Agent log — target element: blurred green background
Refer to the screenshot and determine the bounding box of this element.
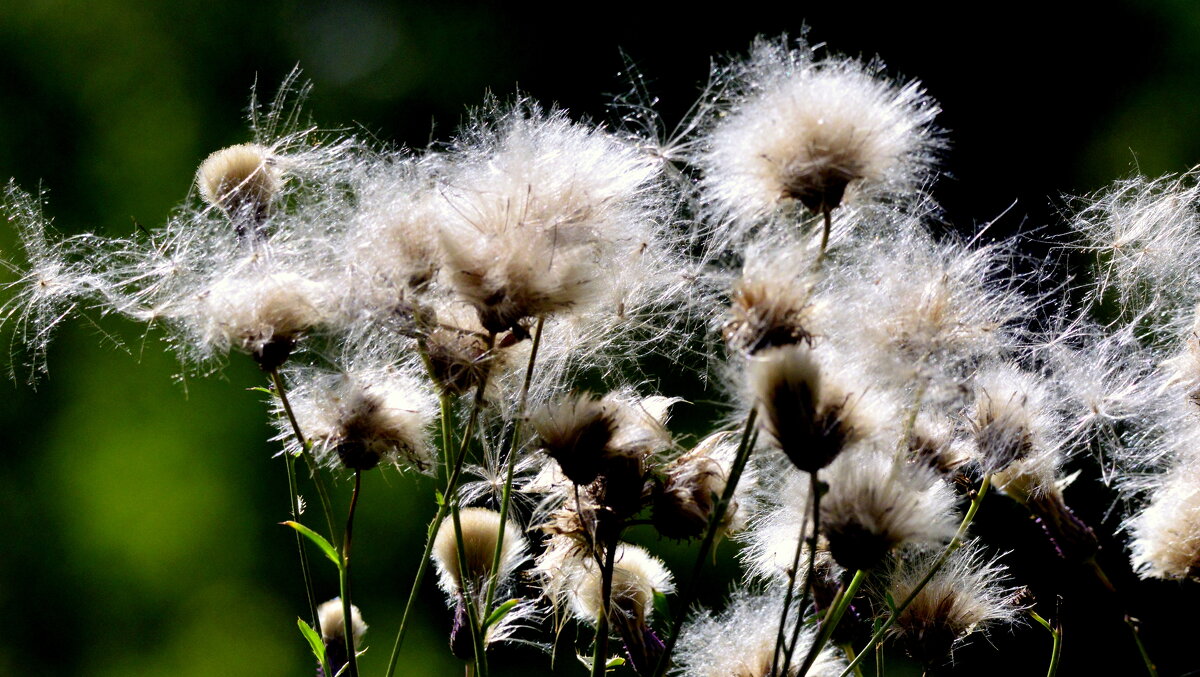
[3,2,1200,676]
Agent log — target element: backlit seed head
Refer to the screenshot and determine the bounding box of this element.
[196,143,282,237]
[749,344,859,473]
[431,507,528,602]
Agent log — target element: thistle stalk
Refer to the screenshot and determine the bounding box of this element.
[340,470,363,677]
[483,315,545,616]
[837,474,992,677]
[653,409,759,677]
[271,368,337,544]
[383,333,496,677]
[591,537,619,677]
[452,501,489,677]
[780,472,828,676]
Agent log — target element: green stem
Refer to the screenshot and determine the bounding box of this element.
[1031,612,1062,677]
[452,501,489,677]
[339,470,362,677]
[837,475,992,677]
[382,334,496,677]
[838,643,864,677]
[483,316,544,616]
[1125,614,1156,677]
[793,568,867,676]
[284,448,332,677]
[271,368,337,545]
[652,409,759,677]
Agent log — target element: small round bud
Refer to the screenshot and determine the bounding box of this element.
[196,143,282,237]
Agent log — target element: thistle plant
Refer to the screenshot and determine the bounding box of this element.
[7,27,1200,677]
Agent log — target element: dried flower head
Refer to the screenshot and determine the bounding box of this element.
[749,344,862,473]
[283,364,436,472]
[698,36,940,228]
[820,449,958,571]
[970,365,1056,475]
[885,544,1021,667]
[436,104,665,336]
[196,143,282,239]
[317,597,366,677]
[723,242,816,354]
[531,393,620,486]
[1130,461,1200,580]
[673,589,847,677]
[652,430,755,540]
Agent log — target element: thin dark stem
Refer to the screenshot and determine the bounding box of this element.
[484,315,544,616]
[383,334,496,677]
[271,368,337,544]
[1087,559,1158,677]
[591,539,618,677]
[339,470,362,677]
[771,476,814,676]
[284,450,319,626]
[781,471,823,674]
[653,409,759,677]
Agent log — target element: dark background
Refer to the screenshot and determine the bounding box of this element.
[2,2,1198,675]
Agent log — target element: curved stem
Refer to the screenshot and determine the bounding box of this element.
[339,470,362,677]
[483,315,544,616]
[838,474,992,677]
[271,368,337,544]
[653,409,759,677]
[383,334,496,677]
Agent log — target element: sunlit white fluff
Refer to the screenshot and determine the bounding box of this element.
[673,588,846,677]
[280,360,436,472]
[819,448,958,571]
[969,364,1062,475]
[1129,457,1200,580]
[884,543,1021,666]
[696,35,940,239]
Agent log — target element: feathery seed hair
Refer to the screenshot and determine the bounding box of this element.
[697,35,941,238]
[885,544,1021,667]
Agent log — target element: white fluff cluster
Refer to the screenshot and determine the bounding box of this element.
[697,35,940,242]
[673,589,846,677]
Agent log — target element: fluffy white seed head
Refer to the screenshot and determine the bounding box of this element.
[970,365,1058,475]
[748,344,865,473]
[698,36,940,232]
[196,143,283,217]
[567,542,674,628]
[317,598,367,648]
[885,544,1021,666]
[284,364,436,472]
[435,104,666,337]
[673,589,846,677]
[820,448,958,571]
[723,240,817,354]
[1130,460,1200,580]
[432,507,529,602]
[197,267,332,368]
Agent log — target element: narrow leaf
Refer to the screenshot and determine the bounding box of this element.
[282,521,341,569]
[297,618,326,664]
[248,386,275,396]
[652,589,673,631]
[483,599,519,630]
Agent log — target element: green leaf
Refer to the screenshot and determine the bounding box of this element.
[652,589,673,631]
[297,618,326,665]
[605,657,626,668]
[247,386,275,396]
[483,599,519,630]
[282,521,341,569]
[884,591,897,614]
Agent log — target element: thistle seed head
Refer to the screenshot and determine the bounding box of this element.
[196,143,282,238]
